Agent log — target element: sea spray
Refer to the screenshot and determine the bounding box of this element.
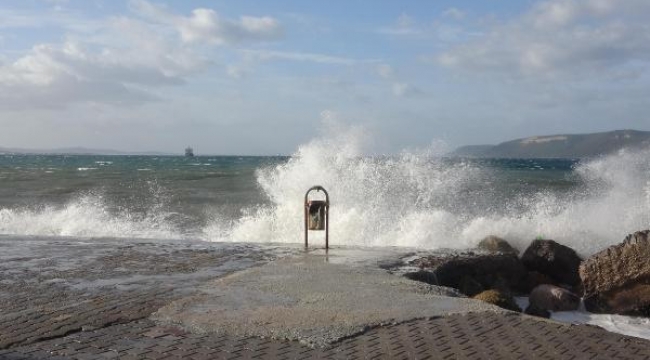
[203,121,482,248]
[206,126,650,255]
[0,190,181,239]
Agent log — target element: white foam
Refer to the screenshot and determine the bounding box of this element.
[204,122,650,255]
[516,297,650,340]
[552,311,650,340]
[0,193,180,239]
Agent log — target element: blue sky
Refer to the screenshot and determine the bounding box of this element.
[1,0,649,154]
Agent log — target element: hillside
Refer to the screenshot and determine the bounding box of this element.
[452,130,650,158]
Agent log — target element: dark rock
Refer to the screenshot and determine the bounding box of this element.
[521,239,582,286]
[528,284,580,312]
[458,276,484,297]
[473,290,521,312]
[407,253,526,296]
[516,271,558,294]
[583,283,650,316]
[477,235,519,255]
[524,304,551,318]
[580,230,650,315]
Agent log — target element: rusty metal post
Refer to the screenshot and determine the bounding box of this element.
[304,186,329,249]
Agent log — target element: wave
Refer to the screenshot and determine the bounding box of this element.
[1,122,648,255]
[205,123,650,256]
[0,188,181,240]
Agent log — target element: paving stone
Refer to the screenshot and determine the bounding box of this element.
[11,314,650,359]
[3,238,650,359]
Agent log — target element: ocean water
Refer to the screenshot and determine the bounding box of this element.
[1,127,650,255]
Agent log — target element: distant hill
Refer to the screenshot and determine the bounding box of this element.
[452,130,650,158]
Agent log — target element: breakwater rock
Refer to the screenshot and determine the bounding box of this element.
[404,252,526,297]
[521,239,582,287]
[580,230,650,315]
[528,284,580,312]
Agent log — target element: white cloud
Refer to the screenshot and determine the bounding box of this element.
[226,65,249,79]
[396,13,415,28]
[376,64,394,79]
[0,1,285,110]
[240,49,377,66]
[0,24,198,109]
[374,64,423,97]
[129,0,283,45]
[42,0,69,11]
[442,8,466,21]
[392,82,423,97]
[437,0,650,80]
[378,13,421,36]
[0,38,188,109]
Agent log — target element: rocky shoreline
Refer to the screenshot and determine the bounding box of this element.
[389,230,650,319]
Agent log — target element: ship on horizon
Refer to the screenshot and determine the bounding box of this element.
[185,147,194,157]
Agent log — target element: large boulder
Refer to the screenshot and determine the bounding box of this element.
[521,239,582,286]
[473,290,521,312]
[528,284,580,312]
[458,275,485,297]
[477,235,519,255]
[405,253,526,295]
[516,271,558,294]
[580,230,650,315]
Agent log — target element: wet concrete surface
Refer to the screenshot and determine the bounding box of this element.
[0,235,297,350]
[2,236,650,359]
[153,248,502,347]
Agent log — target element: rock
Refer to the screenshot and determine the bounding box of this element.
[516,271,558,294]
[473,290,521,312]
[528,284,580,312]
[524,304,551,318]
[580,230,650,315]
[406,253,526,295]
[458,275,484,297]
[477,235,519,255]
[521,239,582,286]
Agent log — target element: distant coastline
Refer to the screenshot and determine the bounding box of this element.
[0,146,173,156]
[451,129,650,159]
[4,129,650,158]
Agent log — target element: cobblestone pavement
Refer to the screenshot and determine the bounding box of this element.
[2,312,650,359]
[2,237,650,359]
[0,236,294,351]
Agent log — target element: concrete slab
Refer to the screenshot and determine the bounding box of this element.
[152,248,505,347]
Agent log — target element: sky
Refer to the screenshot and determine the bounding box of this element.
[1,0,650,155]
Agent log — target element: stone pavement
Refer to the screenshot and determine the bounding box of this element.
[3,313,650,359]
[1,236,650,359]
[0,236,292,351]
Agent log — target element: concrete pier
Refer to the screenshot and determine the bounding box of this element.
[1,236,649,359]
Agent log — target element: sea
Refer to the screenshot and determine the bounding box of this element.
[2,129,650,338]
[1,134,649,254]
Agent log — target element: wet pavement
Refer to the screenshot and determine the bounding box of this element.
[0,236,293,350]
[1,236,650,359]
[152,249,502,347]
